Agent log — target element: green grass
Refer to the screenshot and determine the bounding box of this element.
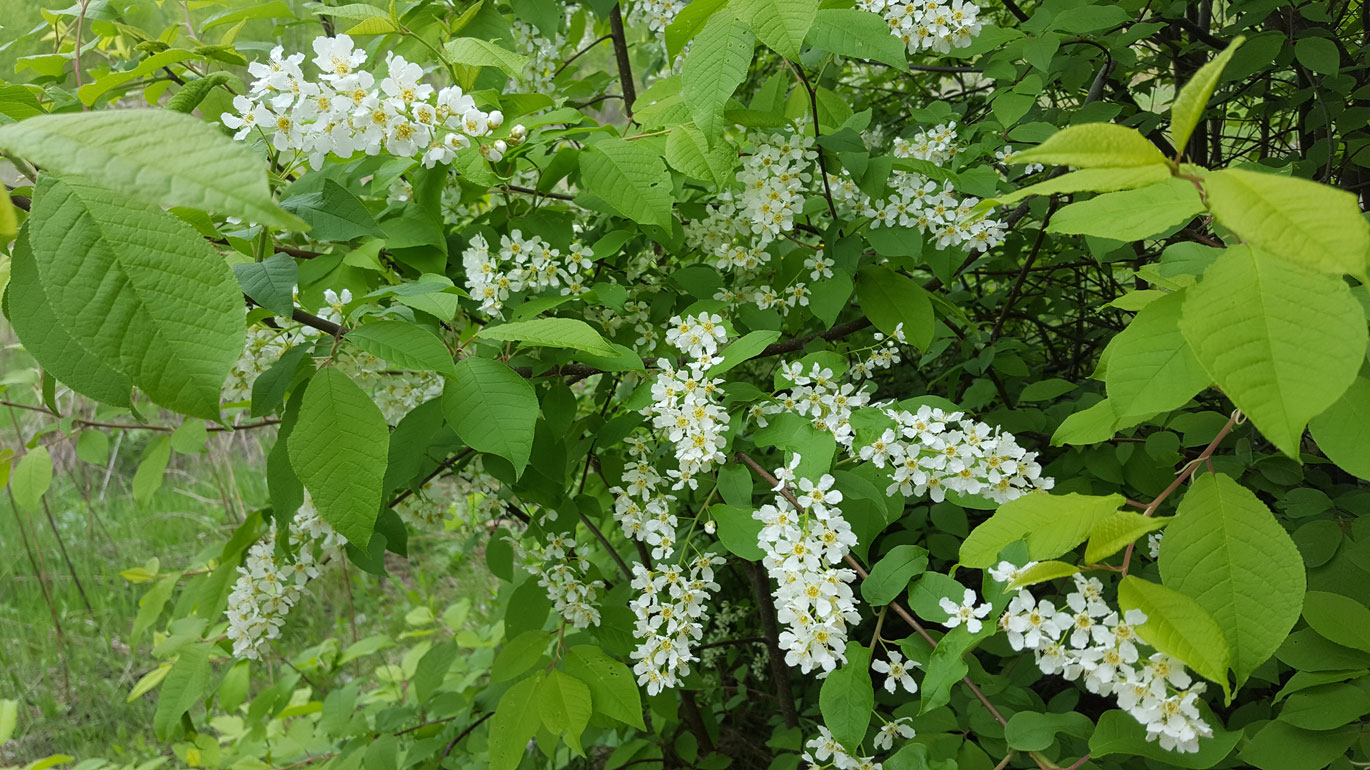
[0,336,497,765]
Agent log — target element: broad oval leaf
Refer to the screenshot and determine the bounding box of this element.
[234,252,298,317]
[960,492,1125,568]
[1179,246,1367,457]
[1301,591,1370,653]
[539,670,592,754]
[1013,123,1167,168]
[1048,178,1203,241]
[441,357,538,476]
[1161,473,1304,688]
[1117,575,1232,699]
[1310,376,1370,481]
[806,8,908,70]
[861,544,929,606]
[855,265,934,350]
[475,317,618,357]
[1084,510,1172,564]
[733,0,816,60]
[443,38,529,78]
[346,320,458,376]
[10,445,53,511]
[564,645,645,730]
[488,674,543,770]
[579,139,674,229]
[682,13,755,137]
[0,111,300,228]
[819,643,872,752]
[287,368,390,546]
[1104,289,1210,419]
[1170,37,1245,154]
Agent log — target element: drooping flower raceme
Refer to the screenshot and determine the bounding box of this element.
[225,34,521,170]
[460,230,596,317]
[225,493,346,660]
[643,314,732,491]
[854,0,986,55]
[996,571,1214,753]
[628,553,725,695]
[512,533,604,629]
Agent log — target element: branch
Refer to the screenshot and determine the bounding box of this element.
[554,34,611,78]
[388,448,475,508]
[608,4,637,120]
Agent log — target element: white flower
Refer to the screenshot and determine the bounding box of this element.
[873,718,916,751]
[939,588,992,633]
[871,651,920,694]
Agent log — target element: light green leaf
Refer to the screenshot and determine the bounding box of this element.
[1302,591,1370,653]
[579,139,674,229]
[565,646,645,730]
[1310,376,1370,481]
[0,186,16,243]
[855,264,934,350]
[0,111,300,228]
[539,670,592,755]
[1048,178,1203,241]
[919,626,977,714]
[443,38,529,77]
[709,330,782,376]
[682,13,755,137]
[10,445,52,511]
[1104,290,1210,419]
[28,177,243,419]
[1050,399,1121,446]
[153,642,212,741]
[281,179,383,242]
[732,0,816,60]
[1014,123,1167,168]
[819,643,872,752]
[0,699,18,745]
[988,165,1172,208]
[1118,576,1231,699]
[77,49,201,106]
[346,320,458,376]
[234,252,298,317]
[1161,473,1304,689]
[806,8,908,70]
[1003,711,1094,752]
[960,492,1125,568]
[1007,560,1080,589]
[1084,510,1172,564]
[132,436,172,505]
[1179,246,1367,457]
[287,368,390,546]
[1203,167,1370,276]
[665,125,735,186]
[6,227,133,408]
[489,675,543,770]
[492,630,550,682]
[1090,709,1241,768]
[476,317,618,357]
[861,545,928,606]
[665,0,727,60]
[1171,37,1244,154]
[125,662,173,702]
[441,357,538,476]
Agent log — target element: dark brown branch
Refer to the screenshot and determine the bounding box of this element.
[389,448,475,508]
[608,4,637,119]
[554,34,611,78]
[743,560,799,728]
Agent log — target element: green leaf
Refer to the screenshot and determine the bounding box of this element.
[806,9,908,70]
[492,630,550,682]
[712,503,765,561]
[441,357,538,476]
[166,73,236,114]
[414,641,460,703]
[1081,508,1169,564]
[579,139,674,229]
[1279,682,1370,730]
[539,670,592,755]
[0,187,16,243]
[1050,399,1121,447]
[489,675,543,770]
[1302,591,1370,653]
[855,265,934,350]
[1161,474,1304,689]
[1171,37,1244,154]
[1117,576,1231,699]
[442,38,529,77]
[564,645,645,730]
[1294,36,1339,76]
[665,125,735,186]
[476,317,618,357]
[1179,246,1367,457]
[709,330,781,376]
[1003,711,1093,752]
[960,492,1125,568]
[1013,123,1167,168]
[287,368,390,546]
[0,699,17,746]
[29,177,244,419]
[153,642,212,741]
[11,445,52,511]
[989,165,1172,208]
[0,111,300,228]
[234,252,298,317]
[682,13,755,137]
[665,0,727,60]
[280,180,383,242]
[1104,290,1209,419]
[1090,709,1240,769]
[5,229,133,407]
[1239,720,1358,770]
[346,320,458,376]
[1203,167,1370,276]
[77,49,204,106]
[819,643,872,752]
[732,0,816,60]
[918,626,976,714]
[132,436,172,505]
[1310,376,1370,481]
[1007,560,1080,589]
[1048,178,1203,241]
[861,545,928,606]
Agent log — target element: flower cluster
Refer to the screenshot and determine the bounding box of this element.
[854,0,985,55]
[804,724,904,770]
[514,533,604,628]
[628,553,725,695]
[223,322,299,404]
[512,19,565,93]
[896,122,961,166]
[394,478,457,529]
[460,231,596,316]
[224,34,520,170]
[998,570,1213,753]
[754,469,861,675]
[848,327,909,380]
[755,362,876,448]
[642,314,732,489]
[611,434,683,559]
[628,0,688,32]
[225,494,346,660]
[996,145,1045,175]
[738,133,818,245]
[856,404,1053,504]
